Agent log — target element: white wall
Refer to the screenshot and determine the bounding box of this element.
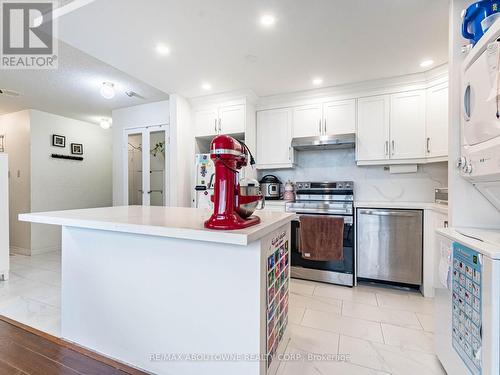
[258,149,448,203]
[0,111,31,253]
[112,100,170,205]
[29,110,113,254]
[169,94,193,207]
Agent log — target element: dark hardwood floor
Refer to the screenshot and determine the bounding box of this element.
[0,316,148,375]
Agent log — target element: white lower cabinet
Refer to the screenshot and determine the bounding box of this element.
[256,108,294,168]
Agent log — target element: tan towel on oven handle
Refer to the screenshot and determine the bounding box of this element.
[299,215,344,261]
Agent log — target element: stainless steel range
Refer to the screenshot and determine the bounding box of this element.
[285,181,354,287]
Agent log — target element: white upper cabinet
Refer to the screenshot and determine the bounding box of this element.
[218,104,245,134]
[257,108,294,168]
[389,90,426,160]
[357,95,390,161]
[194,108,218,137]
[323,99,356,135]
[292,104,322,138]
[194,104,245,137]
[426,83,449,158]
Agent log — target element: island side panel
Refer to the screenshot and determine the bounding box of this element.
[61,226,264,375]
[258,223,291,375]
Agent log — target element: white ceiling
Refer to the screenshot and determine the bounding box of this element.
[56,0,449,98]
[0,42,168,124]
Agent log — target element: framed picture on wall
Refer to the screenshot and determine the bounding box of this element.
[71,143,83,155]
[52,134,66,148]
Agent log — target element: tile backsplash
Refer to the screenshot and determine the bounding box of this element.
[257,149,447,203]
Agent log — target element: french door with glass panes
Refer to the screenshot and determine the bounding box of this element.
[124,125,168,206]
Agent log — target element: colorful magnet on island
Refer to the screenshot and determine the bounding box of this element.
[268,254,275,270]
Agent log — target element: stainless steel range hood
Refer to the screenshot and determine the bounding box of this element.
[291,133,355,151]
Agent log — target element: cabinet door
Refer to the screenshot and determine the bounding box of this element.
[257,109,293,166]
[219,104,245,134]
[323,99,356,135]
[357,95,390,161]
[426,83,448,158]
[390,90,426,159]
[194,108,218,137]
[292,104,322,138]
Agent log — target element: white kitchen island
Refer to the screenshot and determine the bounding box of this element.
[20,206,294,375]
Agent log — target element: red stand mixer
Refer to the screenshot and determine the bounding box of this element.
[204,135,263,230]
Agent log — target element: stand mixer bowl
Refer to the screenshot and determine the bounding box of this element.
[237,179,264,218]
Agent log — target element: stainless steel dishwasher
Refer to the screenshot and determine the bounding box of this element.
[356,208,423,286]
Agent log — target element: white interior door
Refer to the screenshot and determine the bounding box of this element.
[124,125,168,206]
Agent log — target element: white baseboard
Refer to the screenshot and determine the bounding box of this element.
[10,246,30,256]
[10,245,61,256]
[31,245,61,255]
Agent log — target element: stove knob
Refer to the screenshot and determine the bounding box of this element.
[297,183,303,189]
[337,183,343,189]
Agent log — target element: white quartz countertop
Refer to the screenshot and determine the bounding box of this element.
[355,201,448,214]
[19,206,294,246]
[437,227,500,260]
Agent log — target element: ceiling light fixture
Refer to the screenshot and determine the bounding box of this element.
[100,82,115,99]
[201,82,212,91]
[155,43,170,56]
[312,77,323,86]
[420,59,434,68]
[260,14,276,27]
[99,118,111,130]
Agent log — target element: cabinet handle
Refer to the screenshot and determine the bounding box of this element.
[218,118,222,133]
[318,119,322,134]
[214,119,217,133]
[288,146,291,161]
[391,140,395,155]
[426,137,431,154]
[324,119,327,134]
[384,141,389,156]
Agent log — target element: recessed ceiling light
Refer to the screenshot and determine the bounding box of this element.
[201,82,212,90]
[99,118,111,130]
[260,14,276,27]
[155,43,170,56]
[420,59,434,68]
[100,82,115,99]
[312,77,323,86]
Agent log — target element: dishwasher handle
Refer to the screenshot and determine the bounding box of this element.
[358,209,419,217]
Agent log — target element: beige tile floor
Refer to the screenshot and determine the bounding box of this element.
[1,252,447,374]
[276,278,447,375]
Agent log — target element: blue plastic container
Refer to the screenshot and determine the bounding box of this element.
[462,0,500,45]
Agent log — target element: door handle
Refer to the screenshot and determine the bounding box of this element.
[426,137,431,154]
[359,209,418,217]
